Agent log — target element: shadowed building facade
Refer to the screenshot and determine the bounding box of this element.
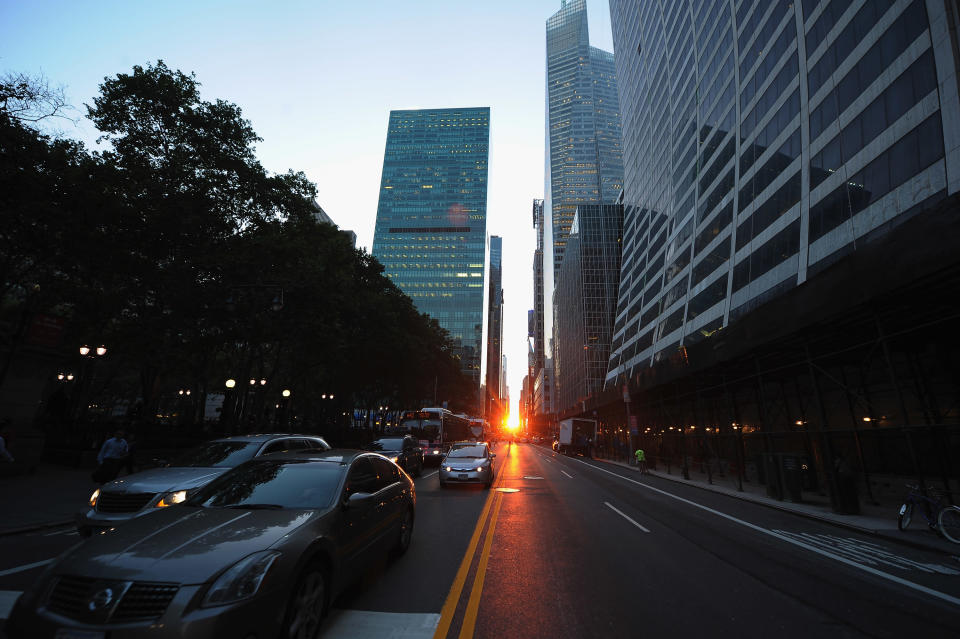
[372,107,490,385]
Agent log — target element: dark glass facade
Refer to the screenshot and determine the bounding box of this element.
[605,0,960,387]
[486,235,504,416]
[556,204,623,412]
[372,107,490,383]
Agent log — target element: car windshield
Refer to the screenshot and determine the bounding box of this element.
[170,441,259,468]
[190,459,343,509]
[366,439,404,452]
[447,445,487,458]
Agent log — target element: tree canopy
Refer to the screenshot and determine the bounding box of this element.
[0,61,478,437]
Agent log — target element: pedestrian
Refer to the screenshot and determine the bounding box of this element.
[0,420,14,463]
[92,429,128,484]
[634,447,647,474]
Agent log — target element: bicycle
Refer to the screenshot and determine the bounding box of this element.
[897,483,960,544]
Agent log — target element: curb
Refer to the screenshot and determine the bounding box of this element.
[0,519,75,538]
[593,458,957,557]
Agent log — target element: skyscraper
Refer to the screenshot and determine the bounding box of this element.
[372,107,490,385]
[485,235,504,421]
[605,0,960,386]
[530,199,546,390]
[546,0,624,283]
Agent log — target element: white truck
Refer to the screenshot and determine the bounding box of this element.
[557,418,597,456]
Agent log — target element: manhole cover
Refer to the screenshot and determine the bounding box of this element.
[496,488,520,493]
[523,476,544,480]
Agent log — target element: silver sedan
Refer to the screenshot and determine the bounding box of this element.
[8,450,414,639]
[438,443,496,488]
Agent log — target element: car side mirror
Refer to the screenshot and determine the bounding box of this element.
[343,491,372,509]
[490,453,496,459]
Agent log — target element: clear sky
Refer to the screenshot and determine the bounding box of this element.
[1,0,615,416]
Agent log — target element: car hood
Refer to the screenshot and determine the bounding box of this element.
[444,457,488,466]
[55,507,315,584]
[101,467,228,494]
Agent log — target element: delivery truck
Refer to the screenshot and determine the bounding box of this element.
[557,418,597,456]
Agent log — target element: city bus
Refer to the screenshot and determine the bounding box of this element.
[397,408,472,464]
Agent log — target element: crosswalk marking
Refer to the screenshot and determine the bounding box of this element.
[324,610,440,638]
[772,531,960,575]
[0,590,21,619]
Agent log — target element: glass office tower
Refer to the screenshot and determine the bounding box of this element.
[546,0,624,284]
[372,107,490,384]
[605,0,960,386]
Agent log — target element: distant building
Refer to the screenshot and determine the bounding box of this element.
[310,201,356,247]
[530,199,547,400]
[486,236,504,420]
[372,107,490,385]
[555,204,623,413]
[534,357,556,416]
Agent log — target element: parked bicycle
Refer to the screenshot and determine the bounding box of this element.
[897,483,960,543]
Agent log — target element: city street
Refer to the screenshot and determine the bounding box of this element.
[2,443,960,638]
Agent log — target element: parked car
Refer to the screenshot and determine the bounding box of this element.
[439,442,495,488]
[8,450,415,639]
[77,434,330,536]
[364,436,424,477]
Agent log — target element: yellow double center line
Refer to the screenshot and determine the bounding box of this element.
[433,465,507,639]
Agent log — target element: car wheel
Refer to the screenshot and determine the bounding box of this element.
[281,560,328,639]
[439,478,447,488]
[393,506,414,556]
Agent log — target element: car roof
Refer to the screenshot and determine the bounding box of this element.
[210,433,328,444]
[255,448,373,464]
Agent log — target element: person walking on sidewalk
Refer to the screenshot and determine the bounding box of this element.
[93,430,128,484]
[634,447,647,474]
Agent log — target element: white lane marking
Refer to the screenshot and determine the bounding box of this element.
[561,470,574,479]
[0,559,54,577]
[523,476,544,480]
[422,471,438,479]
[324,610,440,638]
[568,457,960,608]
[43,528,78,537]
[773,531,960,575]
[0,590,21,619]
[605,502,651,533]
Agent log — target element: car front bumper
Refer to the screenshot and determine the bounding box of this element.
[6,583,291,639]
[439,466,493,484]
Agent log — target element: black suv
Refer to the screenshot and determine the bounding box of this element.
[365,435,424,477]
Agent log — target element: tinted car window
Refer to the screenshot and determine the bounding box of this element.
[191,460,342,509]
[170,441,259,468]
[366,438,404,452]
[447,445,487,458]
[372,457,401,486]
[346,457,378,494]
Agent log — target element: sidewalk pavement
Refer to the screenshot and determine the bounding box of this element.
[0,464,99,535]
[595,456,960,556]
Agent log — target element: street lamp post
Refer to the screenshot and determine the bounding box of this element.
[74,344,107,430]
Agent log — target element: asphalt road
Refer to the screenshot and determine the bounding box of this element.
[2,443,960,638]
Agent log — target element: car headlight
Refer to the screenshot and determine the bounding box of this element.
[477,466,483,472]
[89,488,100,508]
[445,466,452,472]
[154,490,190,508]
[389,456,399,463]
[202,550,281,607]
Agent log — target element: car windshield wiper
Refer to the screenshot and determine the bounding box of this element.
[223,503,285,510]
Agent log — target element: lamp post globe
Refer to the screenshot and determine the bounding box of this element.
[79,345,90,356]
[225,379,236,389]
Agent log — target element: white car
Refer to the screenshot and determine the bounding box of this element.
[438,442,495,488]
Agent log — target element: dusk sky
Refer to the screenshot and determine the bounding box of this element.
[1,0,616,414]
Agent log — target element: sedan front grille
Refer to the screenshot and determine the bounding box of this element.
[96,492,155,513]
[47,576,178,623]
[113,583,180,620]
[46,575,97,619]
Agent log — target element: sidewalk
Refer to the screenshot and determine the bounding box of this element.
[596,456,960,556]
[0,464,99,535]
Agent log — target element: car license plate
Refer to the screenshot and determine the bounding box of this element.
[56,630,105,639]
[458,473,468,480]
